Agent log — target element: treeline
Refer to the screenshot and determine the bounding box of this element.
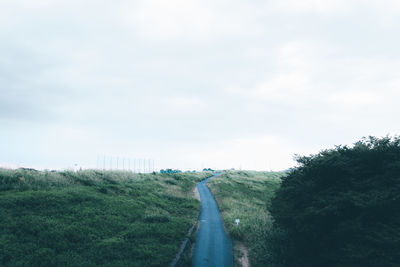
[268,136,400,267]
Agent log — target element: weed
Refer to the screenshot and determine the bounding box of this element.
[0,168,210,266]
[208,170,285,267]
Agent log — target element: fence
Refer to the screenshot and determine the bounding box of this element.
[96,155,155,173]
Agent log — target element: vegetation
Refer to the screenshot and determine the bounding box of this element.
[271,136,400,267]
[0,168,211,267]
[208,171,285,266]
[160,169,183,174]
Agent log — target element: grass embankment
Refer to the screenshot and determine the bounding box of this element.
[208,171,285,267]
[0,168,211,266]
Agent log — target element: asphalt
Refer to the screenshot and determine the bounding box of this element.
[193,172,233,267]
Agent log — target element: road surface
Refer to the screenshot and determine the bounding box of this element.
[193,172,233,267]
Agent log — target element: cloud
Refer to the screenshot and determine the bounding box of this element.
[272,0,350,15]
[328,91,381,107]
[170,135,317,171]
[225,41,315,103]
[119,0,262,41]
[1,0,400,170]
[125,0,217,40]
[162,96,208,113]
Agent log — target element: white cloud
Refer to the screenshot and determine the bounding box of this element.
[119,0,260,41]
[175,135,316,171]
[367,0,400,11]
[162,96,208,113]
[226,41,315,102]
[271,0,350,15]
[1,0,400,170]
[328,90,382,107]
[125,0,215,40]
[231,71,309,102]
[277,41,316,70]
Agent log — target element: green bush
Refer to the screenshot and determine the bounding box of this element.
[271,136,400,267]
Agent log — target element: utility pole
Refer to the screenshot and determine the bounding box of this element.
[103,155,105,170]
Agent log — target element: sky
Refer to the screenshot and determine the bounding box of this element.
[1,0,400,171]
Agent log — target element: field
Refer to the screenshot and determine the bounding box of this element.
[0,168,211,267]
[208,171,285,267]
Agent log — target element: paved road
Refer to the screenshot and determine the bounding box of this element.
[193,172,233,267]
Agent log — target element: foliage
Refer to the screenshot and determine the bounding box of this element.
[208,171,284,266]
[0,169,210,267]
[271,136,400,267]
[160,169,182,174]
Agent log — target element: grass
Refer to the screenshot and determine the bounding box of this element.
[208,170,285,267]
[0,168,211,267]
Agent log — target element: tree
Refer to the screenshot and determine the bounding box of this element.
[270,136,400,267]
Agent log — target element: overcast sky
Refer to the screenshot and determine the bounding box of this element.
[1,0,400,171]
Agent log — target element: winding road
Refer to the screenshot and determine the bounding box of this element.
[193,172,233,267]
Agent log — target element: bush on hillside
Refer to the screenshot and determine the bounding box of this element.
[270,136,400,267]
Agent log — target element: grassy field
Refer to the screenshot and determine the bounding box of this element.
[208,170,285,267]
[0,168,211,267]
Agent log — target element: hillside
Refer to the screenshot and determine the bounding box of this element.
[0,169,210,266]
[208,171,285,266]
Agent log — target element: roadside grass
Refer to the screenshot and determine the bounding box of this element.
[208,170,285,267]
[0,168,211,267]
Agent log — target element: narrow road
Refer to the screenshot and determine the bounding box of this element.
[193,172,233,267]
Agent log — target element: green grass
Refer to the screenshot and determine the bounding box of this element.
[0,168,211,267]
[208,170,285,267]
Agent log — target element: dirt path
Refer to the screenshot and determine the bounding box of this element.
[234,241,250,267]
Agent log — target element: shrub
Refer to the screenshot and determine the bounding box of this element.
[271,136,400,267]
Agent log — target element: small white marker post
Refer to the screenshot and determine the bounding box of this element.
[235,219,240,225]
